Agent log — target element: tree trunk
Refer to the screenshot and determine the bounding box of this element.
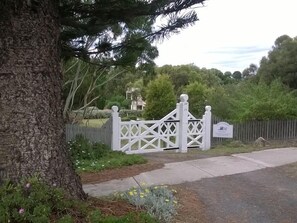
[0,1,86,199]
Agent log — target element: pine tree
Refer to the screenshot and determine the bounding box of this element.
[0,0,205,199]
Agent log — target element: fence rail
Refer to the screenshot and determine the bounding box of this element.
[212,117,297,145]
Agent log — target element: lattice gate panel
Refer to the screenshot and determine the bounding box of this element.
[119,109,180,154]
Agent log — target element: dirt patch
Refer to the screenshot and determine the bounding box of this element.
[172,185,210,223]
[80,161,164,184]
[89,197,142,217]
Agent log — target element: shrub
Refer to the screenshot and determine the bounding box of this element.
[68,134,111,161]
[105,101,121,110]
[119,110,143,118]
[0,177,85,223]
[120,185,177,223]
[144,75,176,120]
[0,177,158,223]
[72,109,143,119]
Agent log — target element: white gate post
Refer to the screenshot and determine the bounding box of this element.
[179,94,189,153]
[111,106,121,151]
[203,105,212,150]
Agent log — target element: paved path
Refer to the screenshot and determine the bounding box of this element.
[83,147,297,197]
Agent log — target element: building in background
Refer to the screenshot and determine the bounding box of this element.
[126,87,146,110]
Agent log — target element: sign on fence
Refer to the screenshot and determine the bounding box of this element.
[213,122,233,138]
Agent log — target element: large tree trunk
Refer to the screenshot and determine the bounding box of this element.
[0,1,86,199]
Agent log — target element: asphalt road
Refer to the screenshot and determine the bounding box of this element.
[181,163,297,223]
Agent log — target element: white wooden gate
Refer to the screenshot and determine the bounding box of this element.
[111,94,211,154]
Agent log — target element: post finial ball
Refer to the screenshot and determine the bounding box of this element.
[111,106,119,112]
[180,94,189,102]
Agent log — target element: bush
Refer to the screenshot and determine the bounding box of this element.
[105,101,121,110]
[120,109,143,118]
[73,109,112,119]
[144,75,176,120]
[72,109,143,119]
[0,177,84,223]
[120,185,177,223]
[68,135,111,161]
[0,177,158,223]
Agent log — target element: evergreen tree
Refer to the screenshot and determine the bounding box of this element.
[0,0,206,198]
[144,75,176,120]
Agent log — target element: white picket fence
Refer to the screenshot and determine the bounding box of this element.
[111,94,212,154]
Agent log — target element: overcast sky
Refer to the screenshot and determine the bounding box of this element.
[154,0,297,73]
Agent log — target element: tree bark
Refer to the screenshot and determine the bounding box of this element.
[0,1,86,199]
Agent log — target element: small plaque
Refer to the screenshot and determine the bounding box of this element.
[213,122,233,138]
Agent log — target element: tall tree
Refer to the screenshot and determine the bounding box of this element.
[242,63,258,79]
[257,35,297,89]
[0,1,85,199]
[0,0,206,199]
[232,71,242,81]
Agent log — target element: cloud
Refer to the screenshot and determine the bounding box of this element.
[154,0,297,72]
[206,46,270,55]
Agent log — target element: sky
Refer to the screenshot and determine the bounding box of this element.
[154,0,297,73]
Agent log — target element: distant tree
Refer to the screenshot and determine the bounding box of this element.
[232,71,242,81]
[144,75,176,119]
[184,82,211,117]
[257,35,297,89]
[207,86,234,120]
[222,71,235,84]
[242,63,258,78]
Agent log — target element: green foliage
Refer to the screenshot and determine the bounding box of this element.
[0,177,157,223]
[74,109,143,119]
[184,82,211,117]
[206,86,234,120]
[105,95,131,110]
[68,135,111,161]
[105,101,122,110]
[120,110,143,119]
[230,80,297,121]
[232,71,242,81]
[98,212,158,223]
[144,75,176,120]
[67,135,147,172]
[258,35,297,89]
[0,177,85,223]
[59,0,206,67]
[120,185,177,223]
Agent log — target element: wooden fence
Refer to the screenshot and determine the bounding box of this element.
[66,116,297,148]
[212,117,297,145]
[66,118,112,147]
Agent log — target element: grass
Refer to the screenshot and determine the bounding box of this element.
[81,119,108,128]
[195,142,263,156]
[68,135,147,173]
[75,152,147,172]
[195,139,297,156]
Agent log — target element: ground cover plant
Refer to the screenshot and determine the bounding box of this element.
[119,184,178,223]
[0,177,158,223]
[68,135,147,172]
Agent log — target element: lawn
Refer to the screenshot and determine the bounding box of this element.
[81,118,108,128]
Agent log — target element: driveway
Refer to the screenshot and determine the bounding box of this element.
[180,162,297,223]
